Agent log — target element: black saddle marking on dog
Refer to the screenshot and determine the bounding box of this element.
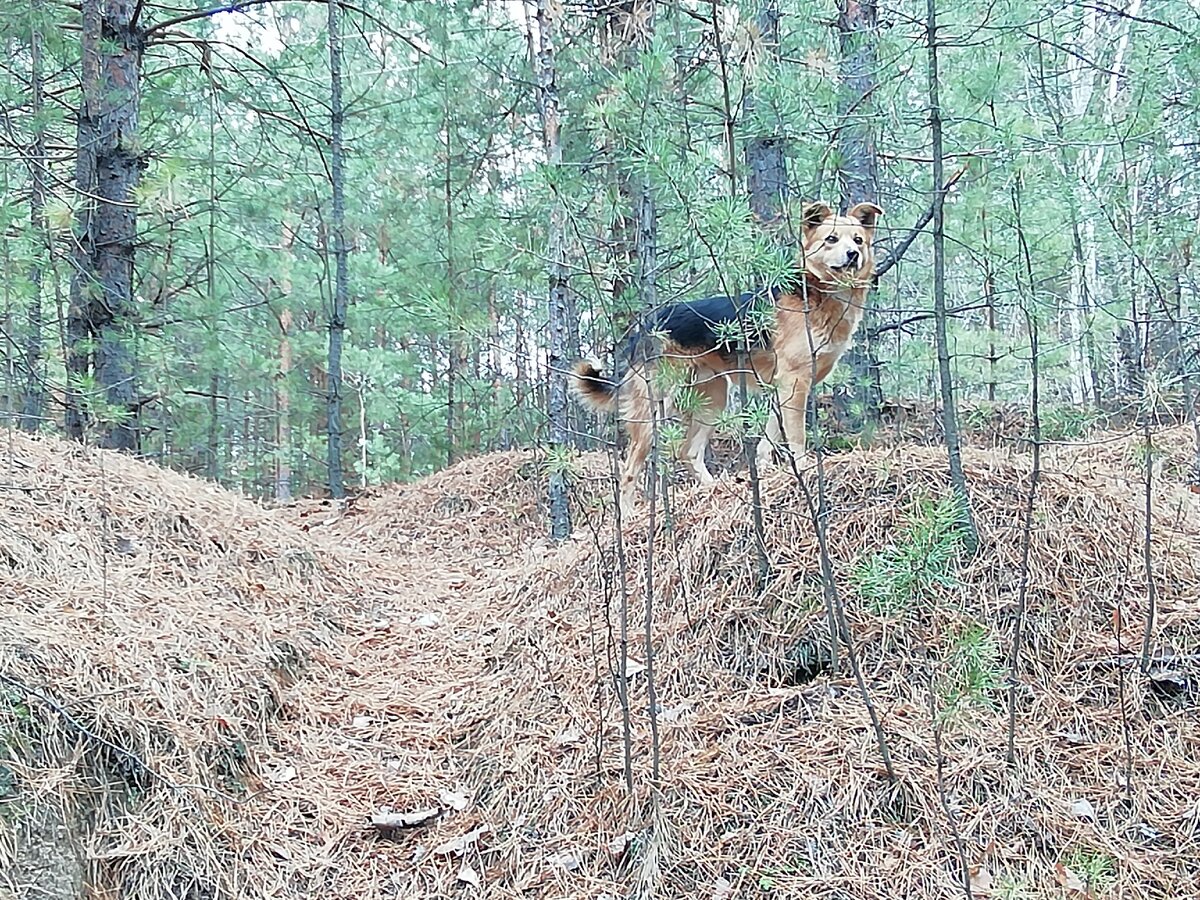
[615,287,780,373]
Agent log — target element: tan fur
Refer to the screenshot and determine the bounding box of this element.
[572,201,883,513]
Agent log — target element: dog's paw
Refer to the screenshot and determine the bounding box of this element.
[754,441,780,473]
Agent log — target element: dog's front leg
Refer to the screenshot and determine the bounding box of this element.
[756,405,784,471]
[775,372,811,468]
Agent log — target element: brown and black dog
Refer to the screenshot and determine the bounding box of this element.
[570,201,883,513]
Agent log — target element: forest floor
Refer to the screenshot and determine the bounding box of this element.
[2,417,1200,899]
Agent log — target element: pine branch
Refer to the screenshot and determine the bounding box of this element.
[873,164,968,282]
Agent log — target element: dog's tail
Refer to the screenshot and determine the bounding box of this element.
[569,360,619,411]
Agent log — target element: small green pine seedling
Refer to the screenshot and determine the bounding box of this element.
[851,495,965,615]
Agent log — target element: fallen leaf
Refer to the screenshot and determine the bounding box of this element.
[658,702,692,723]
[432,824,490,856]
[1069,798,1097,821]
[439,788,470,811]
[457,863,481,889]
[607,832,635,856]
[264,763,297,784]
[370,807,440,830]
[712,877,733,900]
[411,612,442,629]
[552,727,583,746]
[546,850,582,870]
[1054,862,1087,895]
[969,864,993,896]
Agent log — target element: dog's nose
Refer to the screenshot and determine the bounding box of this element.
[845,248,859,265]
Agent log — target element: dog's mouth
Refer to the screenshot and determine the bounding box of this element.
[830,260,860,273]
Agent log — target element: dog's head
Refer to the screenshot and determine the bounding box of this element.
[799,201,883,283]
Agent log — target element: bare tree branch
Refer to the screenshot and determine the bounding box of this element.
[873,163,968,282]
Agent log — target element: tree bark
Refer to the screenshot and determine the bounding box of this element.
[535,0,572,539]
[326,0,349,497]
[442,71,466,464]
[981,208,997,403]
[745,1,786,226]
[92,0,142,451]
[21,6,48,431]
[602,2,644,311]
[836,0,879,207]
[835,0,883,430]
[68,0,143,451]
[275,310,293,501]
[926,0,978,549]
[205,45,220,479]
[275,218,296,501]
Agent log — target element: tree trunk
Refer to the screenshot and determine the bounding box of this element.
[326,0,349,497]
[206,372,220,477]
[92,0,142,451]
[602,3,640,311]
[21,6,48,431]
[205,47,220,479]
[982,208,997,403]
[835,0,883,431]
[487,285,503,445]
[535,0,572,540]
[602,0,654,457]
[926,0,978,549]
[274,217,296,500]
[671,6,697,284]
[1063,0,1142,406]
[68,0,142,450]
[276,306,293,502]
[710,1,738,197]
[443,74,463,465]
[745,0,786,226]
[836,0,879,207]
[514,300,528,412]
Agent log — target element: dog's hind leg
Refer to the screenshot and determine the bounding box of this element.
[618,377,654,514]
[678,372,728,484]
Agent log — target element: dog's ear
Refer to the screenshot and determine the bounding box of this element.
[801,202,834,231]
[847,202,883,232]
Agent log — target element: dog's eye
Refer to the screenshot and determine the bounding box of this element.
[854,235,864,245]
[825,234,838,244]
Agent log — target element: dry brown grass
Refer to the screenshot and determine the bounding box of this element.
[2,426,1199,899]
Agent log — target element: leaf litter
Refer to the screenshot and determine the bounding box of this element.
[1,428,1199,898]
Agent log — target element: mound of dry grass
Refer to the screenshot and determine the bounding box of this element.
[404,440,1200,899]
[272,428,1199,899]
[0,431,386,899]
[3,427,1199,900]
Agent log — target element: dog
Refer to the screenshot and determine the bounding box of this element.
[570,201,882,513]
